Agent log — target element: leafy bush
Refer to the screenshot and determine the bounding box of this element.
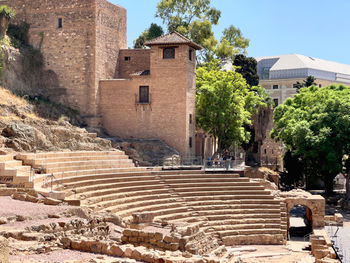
[0,5,15,19]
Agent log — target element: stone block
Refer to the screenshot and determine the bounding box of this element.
[109,244,124,257]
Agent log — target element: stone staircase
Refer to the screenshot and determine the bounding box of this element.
[0,154,33,188]
[15,151,146,190]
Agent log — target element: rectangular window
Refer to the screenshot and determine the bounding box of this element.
[262,67,270,79]
[124,56,130,61]
[139,86,149,103]
[189,137,192,148]
[273,84,279,89]
[163,47,175,59]
[189,114,192,124]
[189,49,193,61]
[58,18,63,28]
[273,98,279,107]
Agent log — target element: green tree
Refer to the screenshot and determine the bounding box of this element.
[196,60,267,152]
[272,85,350,194]
[294,76,317,92]
[0,5,15,38]
[134,23,164,48]
[233,54,259,87]
[155,0,248,61]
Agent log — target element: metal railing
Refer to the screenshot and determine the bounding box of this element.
[203,159,245,171]
[151,156,245,170]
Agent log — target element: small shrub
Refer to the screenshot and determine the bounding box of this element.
[0,5,15,20]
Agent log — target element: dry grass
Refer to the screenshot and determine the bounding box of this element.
[0,87,27,106]
[0,86,40,121]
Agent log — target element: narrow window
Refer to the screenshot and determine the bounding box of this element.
[189,137,193,148]
[272,149,274,154]
[163,47,175,59]
[58,18,63,28]
[319,84,322,88]
[273,98,279,107]
[189,49,193,61]
[273,84,279,89]
[189,114,192,124]
[139,86,149,103]
[124,56,131,61]
[264,149,267,154]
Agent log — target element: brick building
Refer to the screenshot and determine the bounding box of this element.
[100,32,201,157]
[3,0,201,157]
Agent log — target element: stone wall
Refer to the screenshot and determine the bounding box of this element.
[117,49,150,79]
[94,0,126,117]
[3,0,126,118]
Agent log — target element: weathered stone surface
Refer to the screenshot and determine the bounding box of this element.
[110,244,124,257]
[0,237,9,263]
[43,197,62,206]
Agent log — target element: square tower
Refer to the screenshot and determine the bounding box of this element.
[99,32,202,157]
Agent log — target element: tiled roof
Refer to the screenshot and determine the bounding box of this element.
[145,32,202,50]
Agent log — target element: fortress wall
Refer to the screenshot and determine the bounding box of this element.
[95,0,126,116]
[3,0,126,118]
[117,49,151,79]
[4,0,97,115]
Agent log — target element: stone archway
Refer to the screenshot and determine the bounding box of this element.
[284,195,325,229]
[288,204,313,238]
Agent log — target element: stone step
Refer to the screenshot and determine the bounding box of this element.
[118,206,189,219]
[72,179,163,194]
[102,197,180,213]
[155,211,281,222]
[83,189,171,206]
[204,223,282,232]
[165,181,262,187]
[176,191,273,197]
[17,151,125,161]
[33,167,152,184]
[222,234,284,245]
[44,163,135,174]
[190,208,281,217]
[159,174,242,180]
[182,196,280,204]
[204,218,282,226]
[0,160,23,169]
[0,155,15,162]
[218,228,281,237]
[92,193,174,211]
[73,185,169,200]
[187,203,281,211]
[27,154,130,166]
[205,213,281,221]
[37,159,134,170]
[56,175,157,190]
[170,185,265,191]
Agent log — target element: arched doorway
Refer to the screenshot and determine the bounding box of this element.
[288,204,313,240]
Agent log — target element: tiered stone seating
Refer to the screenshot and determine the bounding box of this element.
[17,151,287,245]
[154,172,285,245]
[0,154,33,188]
[15,151,143,190]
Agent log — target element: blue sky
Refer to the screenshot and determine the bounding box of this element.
[112,0,350,65]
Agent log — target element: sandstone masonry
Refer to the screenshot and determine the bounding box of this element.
[3,1,199,156]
